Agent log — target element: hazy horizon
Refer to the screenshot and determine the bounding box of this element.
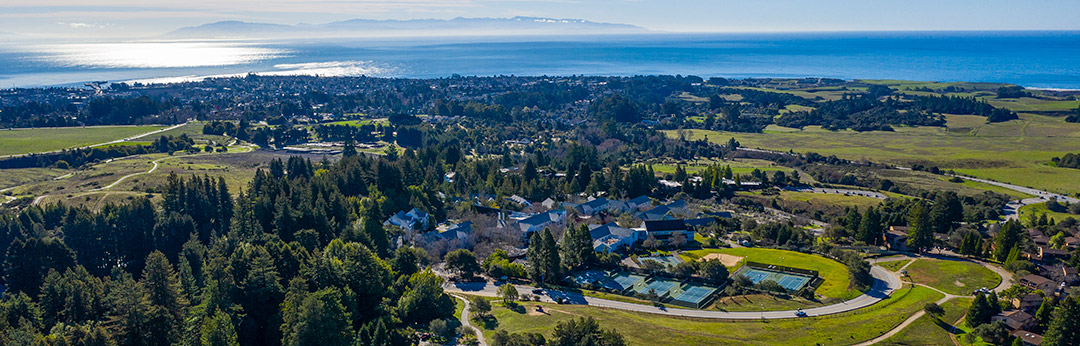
[4,0,1080,40]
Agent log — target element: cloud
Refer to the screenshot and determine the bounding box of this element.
[59,22,109,29]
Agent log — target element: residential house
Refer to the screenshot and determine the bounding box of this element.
[992,310,1036,330]
[1010,330,1043,346]
[588,222,642,253]
[1011,294,1043,311]
[384,208,432,231]
[884,226,910,251]
[541,198,558,209]
[1019,274,1056,293]
[640,220,694,243]
[626,195,652,211]
[430,221,473,241]
[516,210,566,236]
[575,197,630,216]
[508,195,532,207]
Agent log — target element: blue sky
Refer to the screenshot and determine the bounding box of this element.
[4,0,1080,39]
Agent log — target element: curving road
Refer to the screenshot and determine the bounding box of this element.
[443,265,902,320]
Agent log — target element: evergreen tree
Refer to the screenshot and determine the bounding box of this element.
[202,310,240,346]
[1043,297,1080,346]
[966,292,993,328]
[994,220,1024,262]
[857,207,883,245]
[906,202,935,251]
[280,287,352,346]
[142,251,189,346]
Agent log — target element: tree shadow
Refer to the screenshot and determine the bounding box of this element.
[474,315,499,330]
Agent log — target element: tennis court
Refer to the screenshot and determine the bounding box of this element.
[638,255,682,268]
[737,267,813,291]
[671,285,718,307]
[601,272,646,291]
[571,270,609,285]
[634,278,680,296]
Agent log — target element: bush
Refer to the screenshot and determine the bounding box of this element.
[429,318,458,339]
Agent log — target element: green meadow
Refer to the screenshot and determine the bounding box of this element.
[665,113,1080,196]
[0,125,166,157]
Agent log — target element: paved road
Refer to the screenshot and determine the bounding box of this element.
[444,265,902,320]
[452,295,488,346]
[0,122,190,159]
[946,174,1078,204]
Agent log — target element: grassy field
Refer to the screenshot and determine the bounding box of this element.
[666,112,1080,196]
[0,125,167,156]
[709,293,827,312]
[645,158,798,177]
[881,297,971,346]
[905,259,1001,296]
[773,191,884,209]
[480,285,941,346]
[1019,202,1078,224]
[878,259,912,273]
[680,248,858,300]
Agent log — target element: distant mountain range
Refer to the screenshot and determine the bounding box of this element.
[165,17,648,39]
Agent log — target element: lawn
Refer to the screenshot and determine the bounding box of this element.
[878,259,912,273]
[665,111,1080,196]
[905,259,1001,296]
[881,297,971,346]
[0,125,167,157]
[481,285,942,346]
[680,248,858,300]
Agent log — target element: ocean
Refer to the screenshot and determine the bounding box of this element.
[2,31,1080,88]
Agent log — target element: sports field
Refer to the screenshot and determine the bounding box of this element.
[736,267,813,291]
[0,125,167,157]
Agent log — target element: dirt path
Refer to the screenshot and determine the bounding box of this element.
[452,295,488,346]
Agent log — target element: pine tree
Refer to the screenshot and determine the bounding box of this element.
[1043,297,1080,346]
[966,292,992,328]
[201,310,239,346]
[142,251,189,346]
[907,202,934,251]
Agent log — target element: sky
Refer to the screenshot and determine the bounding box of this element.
[3,0,1080,39]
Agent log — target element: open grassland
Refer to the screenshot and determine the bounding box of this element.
[648,158,798,177]
[1019,202,1078,223]
[871,168,1033,199]
[666,113,1080,196]
[480,285,941,346]
[0,167,68,190]
[0,125,166,156]
[131,122,231,146]
[905,259,1000,296]
[773,191,883,208]
[680,248,857,300]
[881,297,971,346]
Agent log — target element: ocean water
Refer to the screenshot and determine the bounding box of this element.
[2,31,1080,88]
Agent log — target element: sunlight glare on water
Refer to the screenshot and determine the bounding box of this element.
[32,41,290,68]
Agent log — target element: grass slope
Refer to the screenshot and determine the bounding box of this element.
[882,297,972,346]
[905,259,1001,296]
